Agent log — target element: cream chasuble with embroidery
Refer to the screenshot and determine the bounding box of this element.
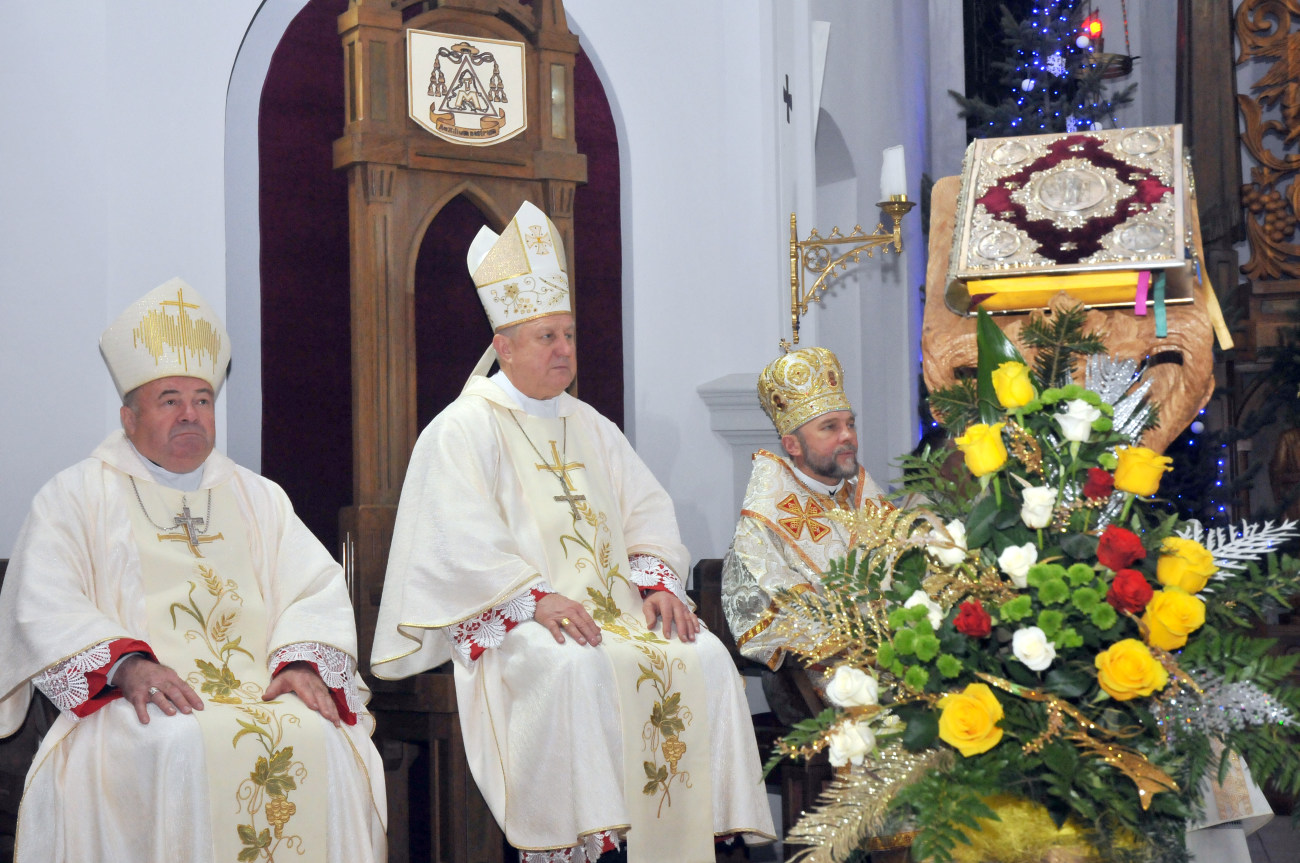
[0,433,386,863]
[128,480,329,862]
[502,412,714,863]
[373,377,775,859]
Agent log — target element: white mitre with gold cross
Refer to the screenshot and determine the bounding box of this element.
[100,277,232,400]
[467,200,571,332]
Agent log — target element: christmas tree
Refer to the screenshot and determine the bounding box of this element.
[952,0,1135,138]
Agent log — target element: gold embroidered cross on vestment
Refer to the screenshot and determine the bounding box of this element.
[776,493,831,542]
[534,440,584,491]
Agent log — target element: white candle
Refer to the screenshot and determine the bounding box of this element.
[880,145,907,200]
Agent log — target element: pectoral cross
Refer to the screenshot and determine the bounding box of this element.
[534,440,587,520]
[157,503,224,558]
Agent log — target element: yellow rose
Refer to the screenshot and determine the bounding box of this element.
[991,361,1036,409]
[1156,537,1217,593]
[1095,638,1168,700]
[1113,446,1172,497]
[1141,587,1206,650]
[937,682,1004,756]
[955,422,1008,477]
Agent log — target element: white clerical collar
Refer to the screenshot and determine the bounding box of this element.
[491,370,561,418]
[791,463,845,497]
[128,440,206,492]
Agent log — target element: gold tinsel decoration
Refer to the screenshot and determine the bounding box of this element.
[975,672,1179,809]
[1007,421,1044,475]
[785,748,952,863]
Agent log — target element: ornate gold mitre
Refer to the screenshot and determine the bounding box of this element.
[466,200,571,332]
[100,277,232,400]
[757,347,852,436]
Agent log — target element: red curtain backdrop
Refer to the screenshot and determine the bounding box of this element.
[259,0,622,551]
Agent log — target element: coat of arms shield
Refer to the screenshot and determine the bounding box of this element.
[407,30,528,146]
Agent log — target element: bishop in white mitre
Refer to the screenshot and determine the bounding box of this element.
[371,201,775,863]
[0,279,386,862]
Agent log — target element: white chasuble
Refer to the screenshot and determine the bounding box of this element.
[127,479,329,863]
[502,413,715,863]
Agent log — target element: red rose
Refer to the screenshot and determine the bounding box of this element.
[953,599,992,638]
[1106,568,1154,614]
[1083,468,1114,500]
[1097,525,1146,571]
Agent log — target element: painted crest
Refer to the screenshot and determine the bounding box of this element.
[407,29,527,145]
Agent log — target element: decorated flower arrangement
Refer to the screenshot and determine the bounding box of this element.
[769,307,1300,863]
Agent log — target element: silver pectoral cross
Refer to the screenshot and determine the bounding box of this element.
[156,503,224,558]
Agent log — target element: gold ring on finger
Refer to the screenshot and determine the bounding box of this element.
[561,617,571,626]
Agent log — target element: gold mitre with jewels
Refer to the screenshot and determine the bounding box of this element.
[99,277,231,400]
[467,200,571,332]
[758,347,852,436]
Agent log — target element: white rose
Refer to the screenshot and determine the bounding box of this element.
[824,665,879,708]
[827,719,876,767]
[929,519,968,566]
[1056,399,1102,443]
[1012,626,1057,671]
[997,542,1038,589]
[904,589,944,629]
[1020,485,1058,529]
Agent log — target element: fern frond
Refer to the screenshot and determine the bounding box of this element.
[928,379,980,434]
[1021,304,1106,388]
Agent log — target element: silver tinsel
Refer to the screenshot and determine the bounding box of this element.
[1155,672,1295,743]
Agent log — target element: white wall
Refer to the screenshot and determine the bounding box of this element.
[566,0,790,559]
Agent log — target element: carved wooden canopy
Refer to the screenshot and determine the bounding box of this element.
[336,0,587,509]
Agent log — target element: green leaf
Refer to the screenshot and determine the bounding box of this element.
[1041,740,1078,776]
[1059,531,1099,560]
[635,663,659,690]
[898,706,939,751]
[1044,666,1091,699]
[964,493,1002,549]
[975,308,1028,424]
[643,781,660,796]
[264,775,296,797]
[268,746,294,776]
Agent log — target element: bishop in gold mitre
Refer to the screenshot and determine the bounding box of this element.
[0,277,386,862]
[721,347,889,716]
[372,200,775,863]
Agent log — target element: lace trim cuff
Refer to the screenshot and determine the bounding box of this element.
[34,643,115,712]
[448,581,555,663]
[269,642,364,720]
[629,554,688,603]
